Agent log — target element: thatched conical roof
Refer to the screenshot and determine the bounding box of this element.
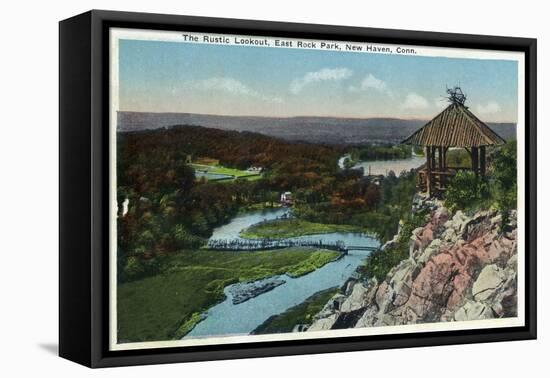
[402,103,506,147]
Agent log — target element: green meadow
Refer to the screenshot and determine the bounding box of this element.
[117,248,340,342]
[240,218,364,239]
[190,163,262,182]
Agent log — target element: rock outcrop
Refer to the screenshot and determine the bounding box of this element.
[228,277,286,305]
[304,197,518,332]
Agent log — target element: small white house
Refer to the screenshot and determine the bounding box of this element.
[280,191,293,205]
[247,166,263,173]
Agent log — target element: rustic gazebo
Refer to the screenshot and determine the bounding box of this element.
[402,89,506,197]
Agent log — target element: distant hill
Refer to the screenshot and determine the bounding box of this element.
[117,111,517,145]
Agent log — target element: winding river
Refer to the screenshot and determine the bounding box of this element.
[184,155,422,339]
[184,209,379,339]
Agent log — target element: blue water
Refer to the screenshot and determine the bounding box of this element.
[183,154,419,338]
[184,209,379,339]
[353,155,424,176]
[338,154,425,176]
[194,171,233,181]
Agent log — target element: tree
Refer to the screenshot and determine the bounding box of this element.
[365,183,381,209]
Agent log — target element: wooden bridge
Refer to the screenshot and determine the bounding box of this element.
[207,238,348,252]
[345,245,378,252]
[207,238,378,254]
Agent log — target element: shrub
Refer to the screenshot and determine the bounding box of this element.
[359,209,428,281]
[358,242,408,282]
[444,171,490,212]
[491,141,517,228]
[445,142,517,220]
[122,256,145,280]
[174,224,204,249]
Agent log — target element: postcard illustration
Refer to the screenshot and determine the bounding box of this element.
[110,29,524,350]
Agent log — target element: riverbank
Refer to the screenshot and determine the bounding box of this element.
[173,204,379,339]
[238,202,283,213]
[302,197,518,332]
[252,287,340,334]
[117,247,340,342]
[240,218,364,239]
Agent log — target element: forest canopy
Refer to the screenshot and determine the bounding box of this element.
[116,126,418,283]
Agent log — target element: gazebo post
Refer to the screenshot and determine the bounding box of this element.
[401,97,506,196]
[472,147,479,176]
[437,146,445,189]
[480,146,486,176]
[426,146,432,197]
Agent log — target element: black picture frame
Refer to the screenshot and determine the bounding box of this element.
[59,9,537,368]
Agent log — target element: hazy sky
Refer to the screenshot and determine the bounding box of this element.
[118,39,518,122]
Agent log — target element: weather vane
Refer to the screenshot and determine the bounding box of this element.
[446,86,467,105]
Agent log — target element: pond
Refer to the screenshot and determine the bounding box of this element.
[194,171,233,181]
[184,209,379,339]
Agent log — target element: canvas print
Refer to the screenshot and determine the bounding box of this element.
[109,29,525,350]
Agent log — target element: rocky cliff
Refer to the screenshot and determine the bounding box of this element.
[304,197,518,332]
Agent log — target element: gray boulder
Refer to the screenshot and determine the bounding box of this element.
[453,301,494,321]
[472,264,506,302]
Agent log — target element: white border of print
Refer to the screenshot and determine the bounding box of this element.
[109,27,526,351]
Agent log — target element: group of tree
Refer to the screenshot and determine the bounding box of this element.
[293,169,417,242]
[117,126,341,281]
[115,122,519,350]
[117,125,419,282]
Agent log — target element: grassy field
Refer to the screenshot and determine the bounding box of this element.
[190,163,262,181]
[117,247,340,343]
[252,287,340,334]
[240,218,364,239]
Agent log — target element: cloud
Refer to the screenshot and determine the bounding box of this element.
[290,67,353,94]
[402,92,429,109]
[476,101,501,114]
[193,77,283,103]
[194,77,253,95]
[348,74,390,95]
[360,74,388,91]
